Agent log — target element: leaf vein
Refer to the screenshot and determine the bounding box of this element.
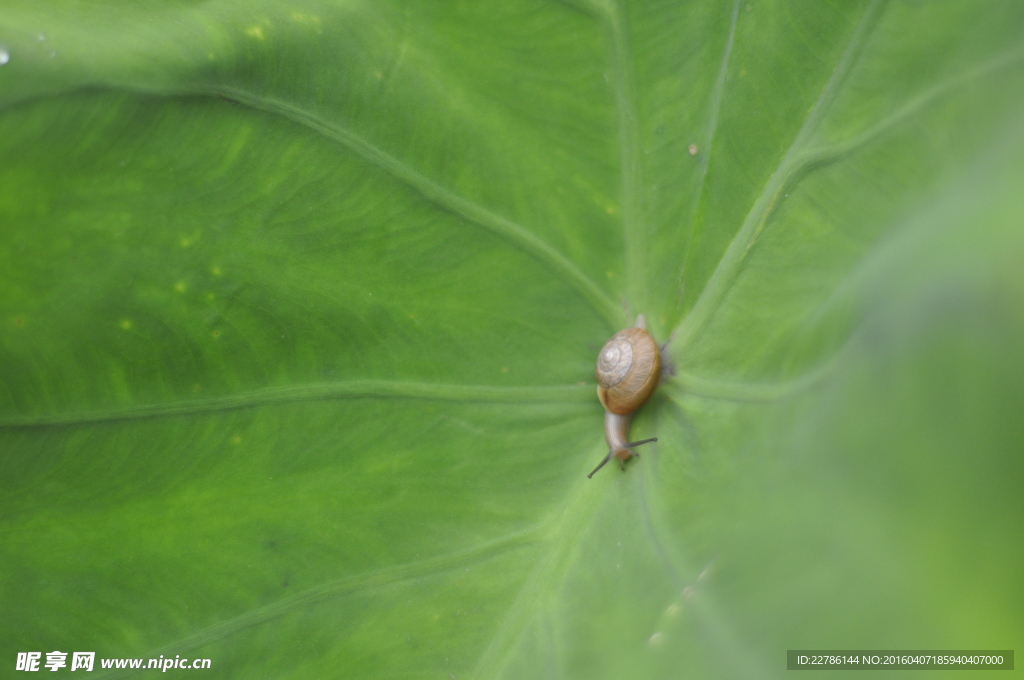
[470,448,606,679]
[0,381,593,429]
[671,0,888,352]
[607,0,644,307]
[679,0,743,308]
[91,527,545,680]
[800,45,1024,171]
[195,87,623,328]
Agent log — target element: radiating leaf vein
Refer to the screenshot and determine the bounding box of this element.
[671,0,887,353]
[195,86,624,328]
[91,527,546,680]
[0,381,593,429]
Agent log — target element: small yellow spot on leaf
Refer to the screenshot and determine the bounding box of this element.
[687,144,699,155]
[211,266,222,276]
[605,271,615,279]
[501,367,509,373]
[245,26,265,39]
[174,281,187,293]
[205,292,215,302]
[605,205,616,215]
[231,435,242,444]
[119,319,133,330]
[212,330,221,338]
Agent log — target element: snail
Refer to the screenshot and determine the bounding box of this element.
[588,314,661,478]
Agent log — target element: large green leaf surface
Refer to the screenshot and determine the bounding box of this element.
[2,1,1023,677]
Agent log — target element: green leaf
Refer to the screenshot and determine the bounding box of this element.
[2,1,1023,678]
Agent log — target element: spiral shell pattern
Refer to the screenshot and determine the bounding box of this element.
[597,335,632,387]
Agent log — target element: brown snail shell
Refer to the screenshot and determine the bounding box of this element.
[596,327,661,415]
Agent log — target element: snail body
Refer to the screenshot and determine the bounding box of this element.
[589,315,661,478]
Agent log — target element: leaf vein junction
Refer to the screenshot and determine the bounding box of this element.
[671,0,887,353]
